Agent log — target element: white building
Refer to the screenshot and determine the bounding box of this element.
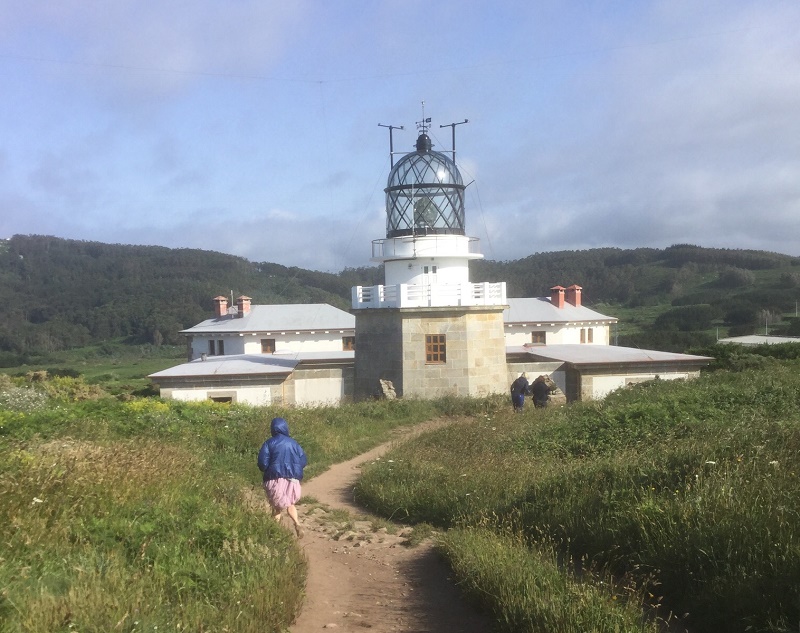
[183,295,355,360]
[149,296,355,407]
[504,287,616,347]
[149,113,711,406]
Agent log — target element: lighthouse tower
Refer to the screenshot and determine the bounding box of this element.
[352,114,509,400]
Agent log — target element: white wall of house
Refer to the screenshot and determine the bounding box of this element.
[294,374,346,406]
[158,385,272,406]
[189,331,353,359]
[589,371,699,400]
[504,324,611,347]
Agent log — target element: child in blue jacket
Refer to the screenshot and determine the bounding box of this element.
[258,417,307,537]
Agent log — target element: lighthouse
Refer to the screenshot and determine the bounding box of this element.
[352,112,509,400]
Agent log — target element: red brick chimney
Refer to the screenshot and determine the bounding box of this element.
[213,295,228,317]
[565,284,582,307]
[236,295,251,318]
[550,286,565,309]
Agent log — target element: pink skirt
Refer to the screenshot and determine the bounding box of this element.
[264,478,301,511]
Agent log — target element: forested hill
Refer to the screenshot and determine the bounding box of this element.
[0,234,380,360]
[2,234,800,363]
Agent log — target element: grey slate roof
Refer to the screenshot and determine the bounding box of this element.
[149,351,355,379]
[504,297,617,325]
[181,303,355,334]
[508,344,711,367]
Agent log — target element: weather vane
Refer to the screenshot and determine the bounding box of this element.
[416,100,431,135]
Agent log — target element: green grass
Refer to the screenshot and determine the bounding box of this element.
[0,374,456,632]
[6,361,800,632]
[356,365,800,632]
[440,527,664,633]
[0,341,185,394]
[0,438,306,632]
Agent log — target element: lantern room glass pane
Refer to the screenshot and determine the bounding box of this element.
[385,149,465,238]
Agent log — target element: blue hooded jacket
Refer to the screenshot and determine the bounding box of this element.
[257,417,307,482]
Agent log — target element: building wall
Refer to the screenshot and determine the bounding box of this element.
[293,365,354,407]
[189,331,353,359]
[385,258,472,286]
[579,369,702,400]
[354,306,508,400]
[506,361,566,393]
[159,384,274,406]
[353,309,405,399]
[155,365,353,407]
[504,324,611,346]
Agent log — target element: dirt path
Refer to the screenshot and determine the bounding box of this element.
[286,419,496,633]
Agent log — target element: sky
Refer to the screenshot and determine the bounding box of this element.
[1,1,799,273]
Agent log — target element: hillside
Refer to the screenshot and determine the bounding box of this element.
[2,234,799,365]
[0,234,380,365]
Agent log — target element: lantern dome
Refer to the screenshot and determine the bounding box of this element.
[384,132,466,238]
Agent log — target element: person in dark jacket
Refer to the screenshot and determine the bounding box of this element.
[531,375,552,408]
[510,372,529,412]
[258,417,308,538]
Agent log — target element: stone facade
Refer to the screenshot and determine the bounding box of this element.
[354,305,508,400]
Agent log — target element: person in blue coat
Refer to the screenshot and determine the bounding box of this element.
[510,372,529,412]
[258,417,308,538]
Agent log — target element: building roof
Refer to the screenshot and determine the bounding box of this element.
[718,335,800,346]
[148,351,354,380]
[504,297,618,325]
[181,303,355,334]
[508,344,712,368]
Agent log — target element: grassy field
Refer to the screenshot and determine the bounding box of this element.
[0,372,464,632]
[3,349,800,632]
[355,360,800,632]
[0,342,186,394]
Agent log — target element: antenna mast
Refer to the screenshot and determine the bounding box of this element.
[440,118,469,163]
[378,123,404,167]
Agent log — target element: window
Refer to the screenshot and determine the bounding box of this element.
[342,336,355,351]
[425,334,446,364]
[531,331,546,345]
[217,339,225,355]
[580,329,586,344]
[587,328,594,343]
[208,340,216,356]
[261,338,276,354]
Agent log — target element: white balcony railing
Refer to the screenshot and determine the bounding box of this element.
[352,282,507,309]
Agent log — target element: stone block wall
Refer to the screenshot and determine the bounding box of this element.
[353,306,508,400]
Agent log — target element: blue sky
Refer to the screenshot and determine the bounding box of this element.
[1,1,799,272]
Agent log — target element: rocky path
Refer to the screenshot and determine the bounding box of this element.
[286,420,495,633]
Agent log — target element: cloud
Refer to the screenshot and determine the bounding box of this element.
[0,1,310,101]
[1,1,799,272]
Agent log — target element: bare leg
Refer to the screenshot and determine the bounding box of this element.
[286,504,303,537]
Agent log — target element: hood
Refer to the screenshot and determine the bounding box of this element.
[270,417,290,437]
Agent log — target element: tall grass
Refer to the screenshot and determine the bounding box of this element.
[441,526,665,633]
[0,375,462,632]
[0,438,306,632]
[356,365,800,632]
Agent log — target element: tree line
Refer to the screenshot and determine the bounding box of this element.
[2,235,799,364]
